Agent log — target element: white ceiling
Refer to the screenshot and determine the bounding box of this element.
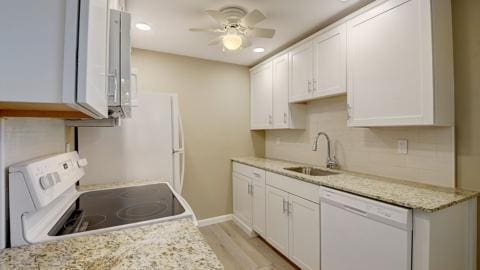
[126,0,372,66]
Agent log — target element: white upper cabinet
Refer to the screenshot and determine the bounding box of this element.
[312,23,347,98]
[251,61,274,129]
[346,0,454,127]
[273,55,290,129]
[0,0,110,119]
[251,56,305,130]
[77,0,110,118]
[288,24,347,103]
[289,42,314,103]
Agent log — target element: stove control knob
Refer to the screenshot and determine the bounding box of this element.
[77,158,88,168]
[39,174,55,190]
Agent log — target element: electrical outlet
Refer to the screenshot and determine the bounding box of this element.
[397,139,408,154]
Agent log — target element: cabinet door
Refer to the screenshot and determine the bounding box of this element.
[289,42,313,103]
[252,181,266,238]
[233,173,252,228]
[266,186,290,256]
[288,194,320,270]
[313,23,346,98]
[250,61,273,129]
[347,0,433,126]
[273,54,290,129]
[77,0,110,119]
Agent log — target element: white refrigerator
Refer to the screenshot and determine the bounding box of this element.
[78,91,185,193]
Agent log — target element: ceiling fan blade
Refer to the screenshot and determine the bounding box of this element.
[208,36,223,46]
[189,28,224,33]
[248,28,276,38]
[241,36,252,48]
[242,9,266,27]
[205,10,227,25]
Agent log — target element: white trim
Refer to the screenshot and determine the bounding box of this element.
[0,119,5,249]
[467,197,477,270]
[197,214,232,227]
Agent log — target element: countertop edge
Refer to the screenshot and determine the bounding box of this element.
[231,157,478,213]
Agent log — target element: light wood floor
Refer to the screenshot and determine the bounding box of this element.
[200,221,300,270]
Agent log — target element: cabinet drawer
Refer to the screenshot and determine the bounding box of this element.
[266,172,320,203]
[233,162,266,185]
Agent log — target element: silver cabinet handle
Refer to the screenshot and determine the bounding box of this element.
[268,114,273,125]
[313,78,317,92]
[283,112,287,124]
[107,68,119,103]
[248,183,251,195]
[347,104,352,120]
[282,199,287,213]
[288,202,292,216]
[307,80,312,93]
[250,184,254,195]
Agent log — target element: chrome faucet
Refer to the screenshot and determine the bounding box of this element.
[312,132,338,169]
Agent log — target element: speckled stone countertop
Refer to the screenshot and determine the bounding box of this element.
[232,157,478,212]
[0,181,223,270]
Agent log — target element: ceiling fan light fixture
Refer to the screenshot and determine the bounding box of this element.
[222,33,243,51]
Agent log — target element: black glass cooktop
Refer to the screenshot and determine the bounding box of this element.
[49,183,185,236]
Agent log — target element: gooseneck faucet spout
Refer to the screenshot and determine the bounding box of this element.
[312,132,338,169]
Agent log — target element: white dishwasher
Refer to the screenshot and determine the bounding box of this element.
[320,187,412,270]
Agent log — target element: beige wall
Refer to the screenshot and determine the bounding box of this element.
[132,49,265,219]
[451,0,480,267]
[266,96,455,187]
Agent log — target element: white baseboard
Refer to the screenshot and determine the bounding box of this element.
[198,214,232,227]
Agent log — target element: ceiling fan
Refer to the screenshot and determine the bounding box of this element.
[189,7,276,51]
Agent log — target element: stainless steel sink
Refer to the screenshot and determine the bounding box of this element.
[284,166,339,176]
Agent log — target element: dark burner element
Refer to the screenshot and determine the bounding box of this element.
[117,202,167,220]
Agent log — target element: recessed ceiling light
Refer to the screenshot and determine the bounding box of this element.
[135,23,151,31]
[253,47,265,53]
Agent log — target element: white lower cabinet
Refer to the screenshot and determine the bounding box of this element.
[232,162,266,237]
[265,173,320,270]
[288,194,320,270]
[251,181,266,237]
[265,186,290,254]
[232,172,252,229]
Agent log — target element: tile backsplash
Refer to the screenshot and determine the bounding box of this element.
[3,118,66,167]
[266,95,455,187]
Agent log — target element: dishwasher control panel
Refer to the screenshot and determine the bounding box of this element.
[320,187,412,230]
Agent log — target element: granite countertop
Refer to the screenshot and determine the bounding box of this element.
[0,181,223,270]
[232,157,478,212]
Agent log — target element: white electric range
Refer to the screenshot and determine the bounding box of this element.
[8,151,196,247]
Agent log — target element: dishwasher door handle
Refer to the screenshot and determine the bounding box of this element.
[343,204,368,216]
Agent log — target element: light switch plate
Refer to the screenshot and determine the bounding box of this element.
[397,139,408,154]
